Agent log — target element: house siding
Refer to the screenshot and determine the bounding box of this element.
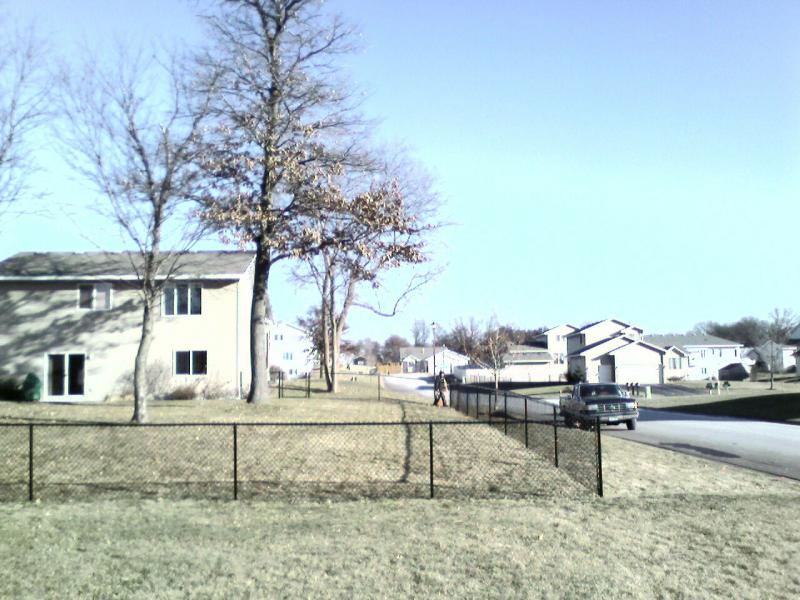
[0,275,253,402]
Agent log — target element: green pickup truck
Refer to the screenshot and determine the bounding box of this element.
[560,383,639,430]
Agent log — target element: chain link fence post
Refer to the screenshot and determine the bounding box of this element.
[524,396,529,448]
[28,424,34,502]
[553,405,559,468]
[596,417,604,497]
[503,391,508,434]
[428,422,434,499]
[233,424,239,500]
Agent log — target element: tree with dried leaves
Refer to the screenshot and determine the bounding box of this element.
[0,25,47,222]
[57,49,211,423]
[293,159,436,392]
[194,0,369,403]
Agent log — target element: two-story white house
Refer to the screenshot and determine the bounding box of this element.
[566,319,686,384]
[643,334,744,381]
[266,320,315,379]
[532,324,577,367]
[0,251,255,402]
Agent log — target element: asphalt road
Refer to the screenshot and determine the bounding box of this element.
[605,408,800,480]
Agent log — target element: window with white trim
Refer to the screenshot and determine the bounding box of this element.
[175,351,208,375]
[77,283,112,310]
[164,284,202,316]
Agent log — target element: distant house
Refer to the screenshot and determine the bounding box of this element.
[266,320,315,379]
[790,325,800,373]
[532,324,577,367]
[568,336,669,384]
[500,345,562,382]
[742,341,797,373]
[0,251,255,402]
[566,319,644,356]
[399,346,469,374]
[644,334,744,380]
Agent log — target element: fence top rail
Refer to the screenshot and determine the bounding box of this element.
[0,418,561,429]
[452,384,561,402]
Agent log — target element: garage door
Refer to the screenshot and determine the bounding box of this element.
[598,364,615,382]
[616,364,662,384]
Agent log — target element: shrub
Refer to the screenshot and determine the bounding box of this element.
[0,376,21,400]
[566,365,586,384]
[667,376,685,382]
[200,378,232,400]
[164,385,198,401]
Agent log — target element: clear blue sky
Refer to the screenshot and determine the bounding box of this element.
[3,0,800,344]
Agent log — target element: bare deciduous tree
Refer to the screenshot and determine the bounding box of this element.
[411,319,430,346]
[57,48,211,422]
[0,25,47,221]
[765,308,798,389]
[479,316,511,390]
[194,0,368,403]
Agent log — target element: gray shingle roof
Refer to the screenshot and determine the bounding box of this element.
[644,334,742,349]
[0,251,255,281]
[503,345,553,363]
[400,346,468,361]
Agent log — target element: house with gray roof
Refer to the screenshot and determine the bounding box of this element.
[564,319,687,384]
[0,251,255,402]
[399,346,469,375]
[644,334,744,380]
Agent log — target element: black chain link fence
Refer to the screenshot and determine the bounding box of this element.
[449,384,602,495]
[0,409,602,502]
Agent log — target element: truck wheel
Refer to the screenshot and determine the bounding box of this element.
[626,419,637,431]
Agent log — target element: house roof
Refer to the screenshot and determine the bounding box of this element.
[607,338,666,356]
[746,341,797,363]
[266,320,309,336]
[0,251,255,281]
[569,335,631,357]
[569,335,666,359]
[503,345,553,363]
[567,318,641,336]
[788,324,800,344]
[399,346,469,361]
[644,334,742,349]
[539,324,578,335]
[663,345,689,357]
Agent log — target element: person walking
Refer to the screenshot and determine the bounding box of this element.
[433,371,449,407]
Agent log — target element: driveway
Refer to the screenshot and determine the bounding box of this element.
[605,408,800,480]
[382,374,433,399]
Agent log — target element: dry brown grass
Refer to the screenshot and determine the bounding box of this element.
[2,381,800,598]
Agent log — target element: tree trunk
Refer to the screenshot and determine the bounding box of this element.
[331,324,340,393]
[248,237,272,404]
[132,294,157,423]
[321,303,333,391]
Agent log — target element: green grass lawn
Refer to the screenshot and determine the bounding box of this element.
[2,379,800,597]
[640,392,800,424]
